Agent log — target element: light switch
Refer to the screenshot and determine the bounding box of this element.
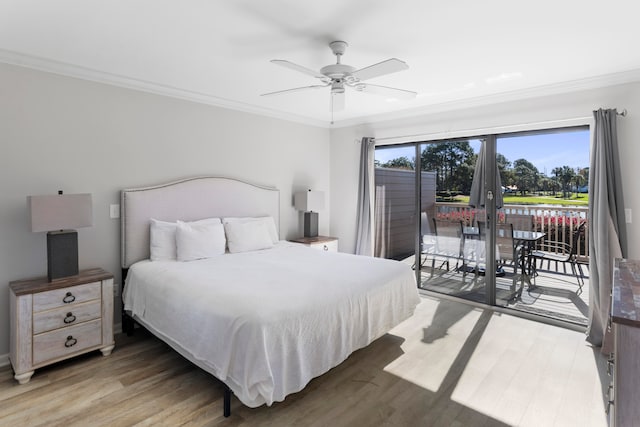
[625,208,632,224]
[110,204,120,219]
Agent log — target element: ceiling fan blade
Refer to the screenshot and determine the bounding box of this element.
[261,84,328,97]
[351,58,409,81]
[270,59,329,81]
[351,82,417,99]
[331,91,345,111]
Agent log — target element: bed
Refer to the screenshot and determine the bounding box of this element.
[120,176,420,416]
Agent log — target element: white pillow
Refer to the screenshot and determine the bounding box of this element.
[149,217,221,261]
[224,220,274,253]
[175,220,226,261]
[150,219,178,261]
[223,216,279,243]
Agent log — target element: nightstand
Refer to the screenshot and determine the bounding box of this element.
[9,268,115,384]
[289,236,338,252]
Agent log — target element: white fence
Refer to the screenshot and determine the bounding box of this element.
[435,203,589,260]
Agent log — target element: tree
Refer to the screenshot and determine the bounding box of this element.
[380,156,414,170]
[421,141,475,193]
[538,175,553,195]
[578,167,589,192]
[496,153,515,188]
[512,158,539,195]
[551,167,563,196]
[496,153,511,175]
[559,165,576,198]
[573,167,584,193]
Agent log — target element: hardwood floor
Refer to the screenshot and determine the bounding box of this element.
[0,296,608,426]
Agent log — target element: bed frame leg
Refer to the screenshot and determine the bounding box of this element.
[223,385,232,417]
[122,312,135,336]
[121,268,135,336]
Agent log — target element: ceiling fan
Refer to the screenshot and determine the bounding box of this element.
[262,41,416,113]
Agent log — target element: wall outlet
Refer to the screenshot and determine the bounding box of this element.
[113,284,120,297]
[110,204,120,219]
[625,208,632,224]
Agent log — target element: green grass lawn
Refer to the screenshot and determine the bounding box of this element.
[450,194,589,206]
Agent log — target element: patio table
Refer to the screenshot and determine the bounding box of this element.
[461,227,545,294]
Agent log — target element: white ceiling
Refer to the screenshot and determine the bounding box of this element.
[2,0,640,127]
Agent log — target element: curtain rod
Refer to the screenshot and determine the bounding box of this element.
[368,108,627,143]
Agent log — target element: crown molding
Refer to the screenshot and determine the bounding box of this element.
[2,48,638,130]
[333,68,640,128]
[0,48,329,128]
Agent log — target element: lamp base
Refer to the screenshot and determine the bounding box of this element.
[303,212,319,238]
[47,230,79,281]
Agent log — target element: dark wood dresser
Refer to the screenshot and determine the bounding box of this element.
[609,258,640,426]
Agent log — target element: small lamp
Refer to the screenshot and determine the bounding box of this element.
[294,189,325,238]
[28,191,93,281]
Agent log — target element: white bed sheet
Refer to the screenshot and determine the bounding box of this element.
[123,241,419,408]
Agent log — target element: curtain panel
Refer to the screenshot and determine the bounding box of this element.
[355,137,375,256]
[586,108,627,353]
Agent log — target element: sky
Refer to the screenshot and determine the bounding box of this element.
[375,129,590,176]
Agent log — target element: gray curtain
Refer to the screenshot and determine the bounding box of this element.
[586,108,627,353]
[469,139,503,209]
[355,137,375,256]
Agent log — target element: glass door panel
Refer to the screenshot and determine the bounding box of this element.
[418,139,492,304]
[493,129,591,327]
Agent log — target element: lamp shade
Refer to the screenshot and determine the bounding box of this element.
[28,193,93,232]
[294,190,325,212]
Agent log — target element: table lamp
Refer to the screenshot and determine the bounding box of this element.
[294,189,324,238]
[28,191,93,281]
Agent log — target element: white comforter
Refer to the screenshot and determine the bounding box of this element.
[123,242,419,407]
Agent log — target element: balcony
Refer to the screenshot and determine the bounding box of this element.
[414,203,589,327]
[415,258,589,327]
[374,167,589,327]
[436,203,589,262]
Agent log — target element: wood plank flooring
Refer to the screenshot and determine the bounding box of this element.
[0,296,609,426]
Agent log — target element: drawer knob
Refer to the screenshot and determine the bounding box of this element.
[63,312,76,324]
[323,245,328,251]
[62,292,76,304]
[65,335,77,348]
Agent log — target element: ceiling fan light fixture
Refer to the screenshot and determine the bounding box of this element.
[331,81,345,94]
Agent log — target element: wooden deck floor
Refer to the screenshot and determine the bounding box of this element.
[412,257,589,327]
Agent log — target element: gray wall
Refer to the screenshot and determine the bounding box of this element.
[330,82,640,260]
[0,63,330,358]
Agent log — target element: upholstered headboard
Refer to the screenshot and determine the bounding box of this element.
[121,176,280,268]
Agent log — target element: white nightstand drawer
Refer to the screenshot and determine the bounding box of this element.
[310,240,338,252]
[33,300,102,334]
[33,318,102,366]
[33,281,101,312]
[289,236,338,252]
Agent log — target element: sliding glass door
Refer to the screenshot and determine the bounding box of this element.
[373,126,590,327]
[374,138,498,305]
[418,137,498,305]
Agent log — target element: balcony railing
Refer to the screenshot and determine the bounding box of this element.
[435,203,589,261]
